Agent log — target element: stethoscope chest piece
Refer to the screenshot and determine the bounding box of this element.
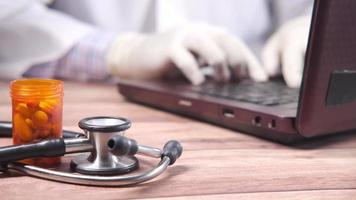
[70,153,138,175]
[70,117,138,175]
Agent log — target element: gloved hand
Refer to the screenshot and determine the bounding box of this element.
[107,24,268,85]
[262,16,311,88]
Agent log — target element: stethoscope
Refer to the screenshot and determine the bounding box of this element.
[0,116,182,186]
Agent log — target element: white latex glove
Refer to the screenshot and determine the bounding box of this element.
[107,24,268,85]
[262,16,311,88]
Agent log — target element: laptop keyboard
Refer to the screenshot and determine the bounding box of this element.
[190,80,299,106]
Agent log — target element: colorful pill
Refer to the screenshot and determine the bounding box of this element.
[15,103,32,118]
[26,100,39,111]
[45,99,59,106]
[39,101,54,114]
[14,113,32,142]
[39,129,51,138]
[25,118,35,129]
[32,110,49,127]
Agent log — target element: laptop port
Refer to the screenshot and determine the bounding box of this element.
[178,99,192,107]
[253,116,262,126]
[222,108,235,118]
[268,120,277,129]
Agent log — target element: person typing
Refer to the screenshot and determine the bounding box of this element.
[0,0,312,88]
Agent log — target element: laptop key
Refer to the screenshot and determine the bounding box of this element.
[190,80,299,106]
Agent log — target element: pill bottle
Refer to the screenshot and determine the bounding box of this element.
[10,79,63,167]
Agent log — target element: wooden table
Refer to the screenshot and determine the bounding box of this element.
[1,81,356,200]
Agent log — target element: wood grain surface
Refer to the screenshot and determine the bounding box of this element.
[0,81,355,200]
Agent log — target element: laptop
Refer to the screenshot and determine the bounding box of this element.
[117,0,356,144]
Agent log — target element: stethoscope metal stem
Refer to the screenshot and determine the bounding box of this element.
[64,138,92,154]
[137,145,162,158]
[6,157,171,186]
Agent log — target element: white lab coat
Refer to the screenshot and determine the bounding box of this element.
[0,0,312,80]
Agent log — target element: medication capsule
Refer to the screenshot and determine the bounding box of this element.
[26,100,39,112]
[39,128,51,138]
[14,113,32,142]
[15,103,32,118]
[45,99,59,106]
[32,110,49,127]
[39,101,55,114]
[25,118,35,129]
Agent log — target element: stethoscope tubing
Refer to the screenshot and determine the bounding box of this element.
[6,157,171,186]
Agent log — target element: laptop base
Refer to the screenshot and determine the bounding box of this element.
[118,79,304,144]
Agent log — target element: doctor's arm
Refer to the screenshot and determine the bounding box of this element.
[26,24,269,84]
[24,31,116,82]
[3,1,269,84]
[29,23,269,84]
